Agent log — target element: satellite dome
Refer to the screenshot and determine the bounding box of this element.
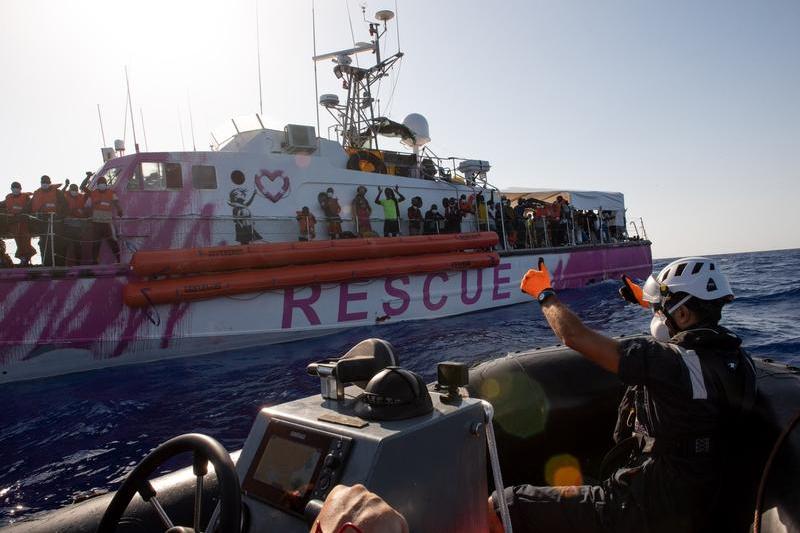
[401,113,430,147]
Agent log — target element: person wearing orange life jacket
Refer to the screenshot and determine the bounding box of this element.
[85,176,122,263]
[0,181,36,265]
[296,206,317,241]
[30,175,67,266]
[63,183,89,265]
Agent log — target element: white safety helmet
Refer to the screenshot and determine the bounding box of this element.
[642,257,733,314]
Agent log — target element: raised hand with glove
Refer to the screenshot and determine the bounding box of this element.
[618,274,649,308]
[520,257,556,304]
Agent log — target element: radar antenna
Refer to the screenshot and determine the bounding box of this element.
[313,10,403,150]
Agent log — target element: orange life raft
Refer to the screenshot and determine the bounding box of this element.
[124,251,499,307]
[130,232,499,277]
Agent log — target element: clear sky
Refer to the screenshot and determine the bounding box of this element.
[1,0,798,259]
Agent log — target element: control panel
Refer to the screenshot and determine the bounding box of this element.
[236,387,489,533]
[241,419,351,517]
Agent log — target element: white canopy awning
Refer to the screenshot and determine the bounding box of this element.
[501,187,625,212]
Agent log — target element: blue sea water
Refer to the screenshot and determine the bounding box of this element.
[1,248,798,524]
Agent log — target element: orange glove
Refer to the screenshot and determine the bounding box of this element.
[618,274,649,309]
[521,257,555,303]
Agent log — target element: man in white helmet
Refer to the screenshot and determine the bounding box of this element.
[487,257,756,533]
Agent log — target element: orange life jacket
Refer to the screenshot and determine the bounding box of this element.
[90,189,116,213]
[296,212,316,236]
[65,194,87,217]
[30,188,59,214]
[4,193,29,215]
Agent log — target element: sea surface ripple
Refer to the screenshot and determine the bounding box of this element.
[1,248,798,524]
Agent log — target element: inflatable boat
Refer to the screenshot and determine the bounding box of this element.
[6,338,798,532]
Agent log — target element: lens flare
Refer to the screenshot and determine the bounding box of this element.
[544,453,583,487]
[480,378,500,399]
[484,373,549,438]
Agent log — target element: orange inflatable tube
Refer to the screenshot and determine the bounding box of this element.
[124,251,499,307]
[130,232,498,277]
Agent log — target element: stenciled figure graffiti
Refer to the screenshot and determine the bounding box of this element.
[228,187,262,245]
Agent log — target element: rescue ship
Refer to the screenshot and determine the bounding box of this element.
[0,10,651,383]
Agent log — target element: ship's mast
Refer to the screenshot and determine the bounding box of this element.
[314,10,402,150]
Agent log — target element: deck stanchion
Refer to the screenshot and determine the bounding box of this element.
[49,213,55,267]
[498,203,507,250]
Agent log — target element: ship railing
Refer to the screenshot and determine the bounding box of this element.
[1,212,641,267]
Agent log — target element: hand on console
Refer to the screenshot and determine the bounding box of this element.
[312,484,408,533]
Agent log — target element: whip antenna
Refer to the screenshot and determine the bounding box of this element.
[122,92,128,145]
[139,107,149,152]
[177,107,186,150]
[312,0,321,140]
[96,104,107,146]
[187,91,197,151]
[125,66,139,152]
[256,0,264,115]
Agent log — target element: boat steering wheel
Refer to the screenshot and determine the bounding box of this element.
[97,433,241,533]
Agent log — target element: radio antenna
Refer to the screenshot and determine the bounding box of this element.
[394,0,401,51]
[139,107,149,152]
[187,91,197,151]
[311,0,321,139]
[125,66,139,153]
[177,107,186,150]
[122,94,129,145]
[255,0,264,115]
[96,104,107,146]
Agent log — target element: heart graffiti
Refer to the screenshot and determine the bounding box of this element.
[255,169,291,203]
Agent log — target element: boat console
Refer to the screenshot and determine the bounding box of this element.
[234,338,488,532]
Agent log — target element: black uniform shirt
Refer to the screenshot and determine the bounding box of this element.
[611,326,755,529]
[617,326,752,444]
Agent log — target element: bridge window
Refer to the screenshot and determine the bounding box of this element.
[127,162,183,191]
[98,167,122,186]
[192,165,217,189]
[165,163,183,188]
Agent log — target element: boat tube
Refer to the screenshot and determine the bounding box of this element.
[124,251,500,307]
[7,339,798,532]
[130,232,499,277]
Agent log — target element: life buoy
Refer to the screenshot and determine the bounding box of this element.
[347,151,388,174]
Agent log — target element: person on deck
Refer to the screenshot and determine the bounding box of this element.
[0,240,14,268]
[296,206,317,241]
[476,193,489,231]
[501,197,516,248]
[423,204,443,234]
[487,257,756,533]
[0,181,36,265]
[320,187,343,239]
[444,197,461,234]
[30,175,67,266]
[63,183,88,265]
[352,185,374,237]
[375,185,405,237]
[85,176,122,263]
[407,196,423,236]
